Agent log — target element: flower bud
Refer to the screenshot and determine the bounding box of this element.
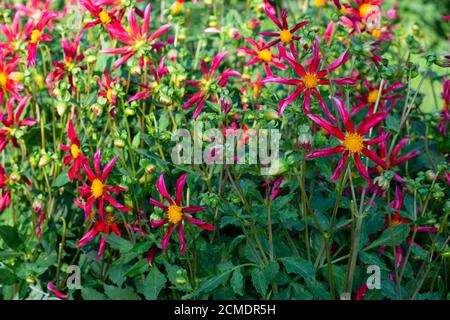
[145,164,156,174]
[56,101,67,116]
[39,154,52,168]
[124,107,135,116]
[114,139,125,148]
[86,55,97,65]
[90,103,103,116]
[263,108,279,121]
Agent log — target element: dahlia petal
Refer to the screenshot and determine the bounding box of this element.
[156,174,174,205]
[305,146,345,159]
[356,112,387,135]
[161,223,176,252]
[330,152,349,181]
[175,173,188,206]
[184,216,215,231]
[307,113,345,140]
[178,222,186,255]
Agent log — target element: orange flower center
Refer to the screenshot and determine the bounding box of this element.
[371,29,381,39]
[258,49,272,62]
[359,4,372,18]
[70,144,80,159]
[30,29,42,44]
[279,29,293,43]
[99,10,111,24]
[0,72,7,87]
[91,179,104,199]
[367,89,379,103]
[167,205,183,224]
[343,133,364,153]
[303,73,318,89]
[170,1,184,15]
[105,212,116,225]
[314,0,326,8]
[106,89,115,104]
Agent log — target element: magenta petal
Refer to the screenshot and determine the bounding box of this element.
[96,236,107,260]
[182,206,205,213]
[330,152,349,181]
[307,114,345,140]
[47,282,69,299]
[178,222,186,255]
[161,224,176,252]
[149,198,168,211]
[175,173,188,206]
[305,146,345,159]
[353,153,370,184]
[156,174,174,204]
[102,155,118,181]
[327,49,348,72]
[76,225,99,247]
[183,216,215,230]
[356,112,387,135]
[151,218,169,228]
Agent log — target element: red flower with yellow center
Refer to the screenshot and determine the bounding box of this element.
[77,149,130,222]
[97,70,119,107]
[305,97,388,184]
[352,80,404,116]
[0,49,23,103]
[183,51,240,119]
[259,6,309,55]
[60,120,89,182]
[237,37,286,76]
[0,95,37,152]
[150,173,215,255]
[262,41,356,118]
[25,11,58,67]
[102,4,171,69]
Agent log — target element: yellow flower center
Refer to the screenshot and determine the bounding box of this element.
[367,89,379,103]
[167,205,183,224]
[359,4,372,18]
[106,89,115,104]
[343,133,364,153]
[0,72,7,87]
[303,73,318,89]
[99,10,111,24]
[70,144,80,159]
[30,29,41,44]
[279,29,293,43]
[314,0,326,8]
[258,49,272,62]
[340,5,348,14]
[371,29,381,39]
[91,179,104,199]
[442,100,448,111]
[170,1,183,15]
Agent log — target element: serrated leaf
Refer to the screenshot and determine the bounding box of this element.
[0,226,21,249]
[103,233,133,252]
[81,287,107,300]
[230,269,244,296]
[251,268,267,297]
[0,269,18,285]
[141,267,166,300]
[279,257,314,278]
[182,271,230,299]
[104,284,141,300]
[52,169,70,188]
[365,224,410,250]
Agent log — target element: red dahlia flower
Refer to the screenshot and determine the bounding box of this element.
[305,97,387,184]
[102,5,171,69]
[0,95,37,152]
[0,49,23,103]
[80,0,122,34]
[60,120,88,182]
[150,173,215,255]
[369,129,420,185]
[262,41,356,118]
[0,165,11,213]
[0,12,34,55]
[77,149,130,222]
[438,79,449,136]
[183,51,240,119]
[76,208,122,259]
[128,56,168,102]
[97,70,119,107]
[26,11,58,67]
[46,33,85,94]
[237,37,286,76]
[352,80,403,116]
[259,6,308,55]
[378,187,437,268]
